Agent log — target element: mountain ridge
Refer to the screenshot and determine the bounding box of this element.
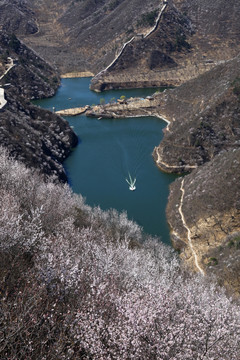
[0,31,78,181]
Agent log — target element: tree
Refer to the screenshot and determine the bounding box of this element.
[0,148,239,359]
[100,98,105,106]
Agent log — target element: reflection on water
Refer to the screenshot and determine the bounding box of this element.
[34,78,177,244]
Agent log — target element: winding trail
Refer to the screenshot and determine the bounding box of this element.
[94,1,168,79]
[179,178,205,275]
[155,147,198,170]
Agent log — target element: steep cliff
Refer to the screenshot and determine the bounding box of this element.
[0,32,78,181]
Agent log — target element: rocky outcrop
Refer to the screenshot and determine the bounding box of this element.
[0,31,78,181]
[56,106,90,117]
[85,97,160,118]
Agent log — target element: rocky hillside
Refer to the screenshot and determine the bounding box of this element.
[1,0,239,84]
[91,0,240,90]
[0,0,239,84]
[0,0,38,35]
[0,31,78,181]
[3,0,161,74]
[152,54,240,173]
[167,148,240,295]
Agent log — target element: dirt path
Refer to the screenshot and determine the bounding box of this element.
[179,178,205,275]
[154,148,198,171]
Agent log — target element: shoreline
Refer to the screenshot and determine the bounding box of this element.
[61,71,94,79]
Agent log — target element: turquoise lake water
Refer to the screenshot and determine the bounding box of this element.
[34,78,177,244]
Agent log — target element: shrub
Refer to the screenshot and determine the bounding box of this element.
[232,77,240,97]
[100,97,105,105]
[207,257,219,266]
[108,0,121,11]
[175,31,191,51]
[137,9,158,27]
[9,33,21,52]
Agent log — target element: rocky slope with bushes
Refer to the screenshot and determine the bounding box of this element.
[3,0,162,74]
[167,148,240,295]
[91,0,240,90]
[0,31,78,181]
[152,54,240,173]
[7,0,238,84]
[0,0,38,36]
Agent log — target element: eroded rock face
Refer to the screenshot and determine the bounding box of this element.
[0,32,78,181]
[166,149,240,294]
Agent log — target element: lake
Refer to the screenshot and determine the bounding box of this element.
[34,78,177,244]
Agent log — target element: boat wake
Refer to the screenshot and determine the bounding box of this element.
[125,173,136,191]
